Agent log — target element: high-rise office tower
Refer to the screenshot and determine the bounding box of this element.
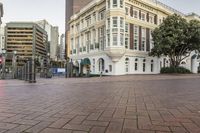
[65,0,93,59]
[36,20,59,61]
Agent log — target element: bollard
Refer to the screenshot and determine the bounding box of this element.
[26,61,29,81]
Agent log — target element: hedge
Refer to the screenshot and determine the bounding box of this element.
[160,67,191,74]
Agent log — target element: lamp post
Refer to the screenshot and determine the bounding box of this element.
[1,49,6,79]
[46,53,50,78]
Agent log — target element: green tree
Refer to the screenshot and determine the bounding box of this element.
[150,14,200,67]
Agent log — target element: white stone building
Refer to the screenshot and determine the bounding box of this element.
[69,0,200,75]
[36,20,59,61]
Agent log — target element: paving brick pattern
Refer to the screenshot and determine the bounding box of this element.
[0,75,200,133]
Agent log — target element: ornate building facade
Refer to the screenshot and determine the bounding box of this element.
[69,0,200,75]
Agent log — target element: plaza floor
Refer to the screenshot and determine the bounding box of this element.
[0,75,200,133]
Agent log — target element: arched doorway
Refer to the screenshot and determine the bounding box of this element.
[97,58,105,73]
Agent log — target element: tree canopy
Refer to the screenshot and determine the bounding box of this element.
[150,14,200,67]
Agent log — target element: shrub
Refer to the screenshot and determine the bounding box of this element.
[198,69,200,73]
[160,67,191,74]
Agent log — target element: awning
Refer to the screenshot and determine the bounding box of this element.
[80,58,91,65]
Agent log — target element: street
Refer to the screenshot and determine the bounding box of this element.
[0,75,200,133]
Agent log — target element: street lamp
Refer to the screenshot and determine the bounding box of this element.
[46,53,51,78]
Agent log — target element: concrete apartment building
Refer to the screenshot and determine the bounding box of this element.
[36,20,59,61]
[5,22,48,66]
[65,0,93,58]
[69,0,200,75]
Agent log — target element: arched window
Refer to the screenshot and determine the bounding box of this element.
[135,58,138,71]
[143,59,146,72]
[125,58,129,73]
[151,60,154,72]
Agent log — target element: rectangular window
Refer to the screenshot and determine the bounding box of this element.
[107,34,110,46]
[120,17,124,28]
[141,13,146,21]
[93,59,95,72]
[113,17,118,28]
[143,63,146,72]
[107,0,110,8]
[93,30,96,43]
[113,34,118,46]
[125,7,129,15]
[149,16,153,23]
[81,20,84,29]
[141,28,146,51]
[93,13,96,22]
[107,18,110,27]
[125,23,129,33]
[99,10,105,20]
[135,63,138,71]
[159,19,162,24]
[151,64,153,72]
[133,10,138,18]
[120,34,124,46]
[120,0,123,8]
[125,37,128,49]
[134,26,138,50]
[76,23,80,32]
[109,65,112,72]
[113,0,117,7]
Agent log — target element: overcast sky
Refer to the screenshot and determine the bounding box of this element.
[0,0,200,34]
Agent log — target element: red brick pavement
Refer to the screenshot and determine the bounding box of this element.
[0,75,200,133]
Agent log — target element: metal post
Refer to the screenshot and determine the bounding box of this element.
[12,51,17,79]
[2,49,6,79]
[29,58,36,83]
[26,62,29,81]
[22,66,24,80]
[24,63,26,80]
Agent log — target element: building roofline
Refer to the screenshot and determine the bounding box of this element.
[6,21,48,34]
[70,0,187,21]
